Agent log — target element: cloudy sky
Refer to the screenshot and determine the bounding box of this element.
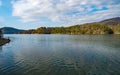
[0,0,120,29]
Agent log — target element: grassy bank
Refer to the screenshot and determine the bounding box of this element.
[0,38,10,46]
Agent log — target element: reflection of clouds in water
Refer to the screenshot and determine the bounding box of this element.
[0,34,120,75]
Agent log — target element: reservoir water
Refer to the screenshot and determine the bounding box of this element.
[0,34,120,75]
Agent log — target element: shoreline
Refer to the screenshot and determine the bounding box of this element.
[0,38,10,46]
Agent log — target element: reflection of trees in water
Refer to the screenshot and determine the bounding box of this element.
[0,46,2,52]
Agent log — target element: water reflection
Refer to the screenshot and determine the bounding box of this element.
[0,46,2,53]
[0,34,120,75]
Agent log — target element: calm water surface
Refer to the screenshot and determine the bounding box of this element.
[0,34,120,75]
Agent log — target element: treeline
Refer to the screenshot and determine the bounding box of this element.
[19,23,120,34]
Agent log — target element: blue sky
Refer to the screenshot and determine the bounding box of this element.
[0,0,120,29]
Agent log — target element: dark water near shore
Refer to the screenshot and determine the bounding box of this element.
[0,34,120,75]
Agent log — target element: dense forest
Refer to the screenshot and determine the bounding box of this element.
[19,23,120,34]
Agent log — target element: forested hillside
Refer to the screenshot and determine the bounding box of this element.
[19,17,120,34]
[19,24,120,34]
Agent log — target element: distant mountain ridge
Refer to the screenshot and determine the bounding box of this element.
[99,17,120,25]
[0,27,24,34]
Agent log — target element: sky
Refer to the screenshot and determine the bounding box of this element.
[0,0,120,29]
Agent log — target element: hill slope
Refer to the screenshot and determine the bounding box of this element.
[99,17,120,25]
[1,27,24,34]
[1,17,120,34]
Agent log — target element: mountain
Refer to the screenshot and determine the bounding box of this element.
[1,17,120,34]
[99,17,120,25]
[0,27,24,34]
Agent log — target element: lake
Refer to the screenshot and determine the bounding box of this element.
[0,34,120,75]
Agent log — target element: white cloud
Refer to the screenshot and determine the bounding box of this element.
[12,0,120,26]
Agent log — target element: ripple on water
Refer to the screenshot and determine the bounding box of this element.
[0,34,120,75]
